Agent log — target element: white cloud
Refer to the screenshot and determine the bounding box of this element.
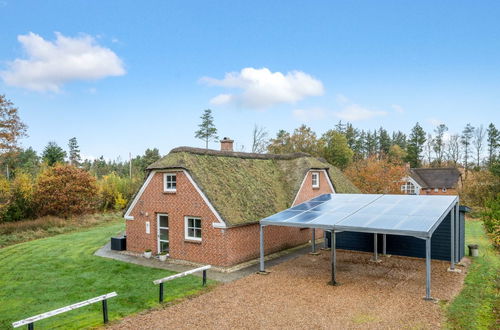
[428,118,443,127]
[1,32,125,92]
[334,104,387,121]
[335,93,349,105]
[391,104,404,113]
[292,108,330,122]
[200,67,324,109]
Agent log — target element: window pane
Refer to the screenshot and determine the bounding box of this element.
[159,215,168,228]
[188,218,194,227]
[195,229,202,238]
[195,219,201,229]
[188,228,195,238]
[160,228,168,241]
[160,241,169,252]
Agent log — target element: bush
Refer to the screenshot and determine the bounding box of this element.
[35,164,98,218]
[482,194,500,248]
[98,172,139,211]
[460,170,500,207]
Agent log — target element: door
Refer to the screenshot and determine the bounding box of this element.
[157,214,169,254]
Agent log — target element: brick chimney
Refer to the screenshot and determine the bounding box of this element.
[220,137,234,152]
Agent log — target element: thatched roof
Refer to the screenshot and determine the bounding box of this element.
[146,147,359,226]
[410,168,462,189]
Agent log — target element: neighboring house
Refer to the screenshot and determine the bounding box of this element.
[401,167,462,195]
[123,139,359,267]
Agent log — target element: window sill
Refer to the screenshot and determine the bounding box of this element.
[312,186,320,190]
[184,239,202,244]
[163,190,177,194]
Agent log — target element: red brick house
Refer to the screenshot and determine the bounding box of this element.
[401,167,462,196]
[123,140,359,267]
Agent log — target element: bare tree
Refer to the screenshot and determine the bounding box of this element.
[432,124,448,166]
[251,124,269,153]
[446,134,461,167]
[424,133,433,166]
[473,124,485,168]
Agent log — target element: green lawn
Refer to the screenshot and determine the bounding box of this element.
[446,220,500,329]
[0,221,213,329]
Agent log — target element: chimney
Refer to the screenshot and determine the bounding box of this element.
[220,137,234,152]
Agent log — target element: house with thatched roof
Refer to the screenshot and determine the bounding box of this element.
[401,167,462,195]
[123,139,359,267]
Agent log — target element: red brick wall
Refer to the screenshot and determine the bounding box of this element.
[419,188,458,196]
[126,169,334,266]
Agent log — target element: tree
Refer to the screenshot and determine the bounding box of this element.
[289,125,321,155]
[424,134,433,166]
[0,95,28,155]
[406,123,426,167]
[195,109,218,149]
[432,124,448,166]
[344,156,407,194]
[68,137,81,166]
[388,145,407,164]
[35,164,98,218]
[446,134,461,167]
[487,123,499,165]
[268,130,292,154]
[461,123,475,175]
[42,142,67,166]
[392,131,407,150]
[365,131,377,157]
[378,127,391,157]
[473,124,486,168]
[320,130,353,169]
[251,125,269,153]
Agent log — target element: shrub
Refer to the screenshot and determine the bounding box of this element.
[460,170,500,207]
[3,171,35,222]
[98,172,139,210]
[482,194,500,248]
[35,164,98,218]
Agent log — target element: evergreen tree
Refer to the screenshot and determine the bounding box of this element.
[17,147,40,175]
[42,142,67,166]
[461,123,475,174]
[195,109,218,149]
[334,120,346,134]
[406,122,426,167]
[487,123,499,165]
[321,130,354,169]
[433,124,448,166]
[378,127,391,156]
[392,131,407,150]
[68,137,81,166]
[365,131,377,157]
[344,123,358,150]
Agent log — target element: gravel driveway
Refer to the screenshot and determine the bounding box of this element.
[110,249,466,329]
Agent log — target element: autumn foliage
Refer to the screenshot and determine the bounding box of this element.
[344,156,407,194]
[35,164,98,218]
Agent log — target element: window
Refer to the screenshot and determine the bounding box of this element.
[185,217,202,241]
[442,188,447,192]
[312,172,320,188]
[400,182,416,195]
[434,188,439,192]
[163,173,177,192]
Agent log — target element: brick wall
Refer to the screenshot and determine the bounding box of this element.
[125,169,334,266]
[419,188,458,196]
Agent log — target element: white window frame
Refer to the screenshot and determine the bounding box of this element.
[434,188,439,192]
[157,213,169,253]
[184,216,202,241]
[311,172,320,188]
[163,173,177,192]
[401,182,416,195]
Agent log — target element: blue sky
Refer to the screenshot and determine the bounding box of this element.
[1,1,499,160]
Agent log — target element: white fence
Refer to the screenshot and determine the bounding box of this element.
[153,265,211,302]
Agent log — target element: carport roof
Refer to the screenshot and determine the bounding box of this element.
[260,193,458,238]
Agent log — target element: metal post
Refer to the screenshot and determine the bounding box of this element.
[323,230,327,249]
[450,204,456,270]
[159,282,164,303]
[425,238,432,300]
[102,299,108,324]
[330,230,337,285]
[382,234,387,255]
[455,202,460,262]
[202,269,207,286]
[28,323,34,330]
[311,229,316,253]
[372,233,378,261]
[259,224,265,273]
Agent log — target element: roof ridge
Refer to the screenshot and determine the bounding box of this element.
[169,146,323,161]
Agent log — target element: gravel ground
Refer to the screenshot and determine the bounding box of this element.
[110,250,467,329]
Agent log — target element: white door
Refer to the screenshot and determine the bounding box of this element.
[157,214,169,254]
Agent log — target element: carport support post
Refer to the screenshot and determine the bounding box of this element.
[425,237,432,300]
[382,234,387,255]
[259,224,265,273]
[330,230,337,285]
[450,203,456,270]
[372,233,379,261]
[311,229,316,253]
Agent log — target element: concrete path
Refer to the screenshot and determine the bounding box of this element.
[95,241,320,283]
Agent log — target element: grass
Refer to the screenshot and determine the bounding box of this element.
[0,221,213,329]
[446,219,500,329]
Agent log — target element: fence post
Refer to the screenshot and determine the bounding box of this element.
[159,282,164,303]
[102,299,108,324]
[28,323,34,330]
[202,269,207,286]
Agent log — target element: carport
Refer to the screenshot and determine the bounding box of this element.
[259,193,460,300]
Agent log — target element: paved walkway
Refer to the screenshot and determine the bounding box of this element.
[94,241,321,283]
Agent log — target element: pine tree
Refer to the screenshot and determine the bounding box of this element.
[486,123,499,165]
[461,123,475,175]
[378,127,391,157]
[68,137,81,166]
[321,130,354,169]
[42,142,67,166]
[406,122,426,167]
[195,109,218,149]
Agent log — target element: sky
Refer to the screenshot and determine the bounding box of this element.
[1,1,499,160]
